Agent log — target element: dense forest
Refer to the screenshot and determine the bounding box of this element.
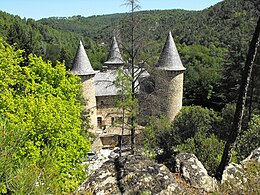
[0,0,259,193]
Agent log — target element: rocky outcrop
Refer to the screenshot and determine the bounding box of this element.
[76,148,260,194]
[76,155,185,194]
[175,153,216,192]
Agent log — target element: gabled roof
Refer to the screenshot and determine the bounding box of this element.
[156,32,186,71]
[71,40,95,76]
[104,36,124,65]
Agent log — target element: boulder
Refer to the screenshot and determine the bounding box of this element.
[175,153,216,192]
[75,155,185,194]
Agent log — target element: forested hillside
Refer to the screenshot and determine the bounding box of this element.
[0,0,259,108]
[0,11,107,69]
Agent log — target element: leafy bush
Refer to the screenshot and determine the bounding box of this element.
[144,106,225,174]
[177,132,224,175]
[172,106,221,141]
[0,38,90,193]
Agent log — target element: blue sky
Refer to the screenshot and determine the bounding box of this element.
[0,0,223,20]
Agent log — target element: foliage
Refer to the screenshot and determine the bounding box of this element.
[0,38,90,193]
[172,106,220,140]
[145,104,259,174]
[173,106,225,174]
[0,11,105,70]
[180,43,226,105]
[215,103,236,140]
[114,68,139,154]
[235,114,260,161]
[114,68,138,118]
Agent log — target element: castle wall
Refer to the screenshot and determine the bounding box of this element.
[81,75,97,128]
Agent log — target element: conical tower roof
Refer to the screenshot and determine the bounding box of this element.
[104,36,124,65]
[156,32,185,71]
[71,40,94,76]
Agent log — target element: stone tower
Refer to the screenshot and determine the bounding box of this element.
[104,36,124,69]
[155,32,186,122]
[71,40,97,128]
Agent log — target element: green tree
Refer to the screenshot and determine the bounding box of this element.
[144,106,221,163]
[114,68,138,156]
[180,43,226,106]
[144,115,174,159]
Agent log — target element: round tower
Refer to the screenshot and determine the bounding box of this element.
[71,40,97,128]
[155,32,186,122]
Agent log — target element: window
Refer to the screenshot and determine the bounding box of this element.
[97,117,102,128]
[112,117,123,126]
[111,117,115,126]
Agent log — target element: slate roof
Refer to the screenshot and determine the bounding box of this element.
[94,68,148,97]
[71,40,95,76]
[156,32,186,71]
[104,36,124,65]
[94,70,119,96]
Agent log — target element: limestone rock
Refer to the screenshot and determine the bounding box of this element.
[75,155,185,194]
[175,153,216,192]
[221,162,244,185]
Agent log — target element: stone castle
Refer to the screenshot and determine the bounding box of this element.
[71,32,185,149]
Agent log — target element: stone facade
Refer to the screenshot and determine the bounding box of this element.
[96,95,130,135]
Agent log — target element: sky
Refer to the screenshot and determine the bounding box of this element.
[0,0,223,20]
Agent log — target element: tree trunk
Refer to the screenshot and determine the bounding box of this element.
[215,16,260,181]
[248,69,255,122]
[130,0,136,155]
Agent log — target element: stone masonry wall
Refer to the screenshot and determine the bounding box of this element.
[167,71,184,122]
[81,75,97,128]
[155,70,184,122]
